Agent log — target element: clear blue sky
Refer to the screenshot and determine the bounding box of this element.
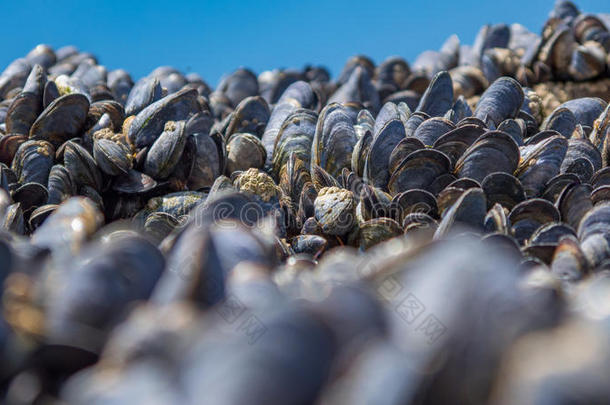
[2,0,608,87]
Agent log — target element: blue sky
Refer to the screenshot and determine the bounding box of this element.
[1,0,608,87]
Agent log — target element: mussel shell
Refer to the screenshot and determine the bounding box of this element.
[359,218,403,250]
[0,164,13,193]
[217,67,259,107]
[432,124,487,168]
[141,191,206,220]
[357,108,376,129]
[86,100,125,132]
[529,222,576,245]
[590,103,610,151]
[190,191,266,230]
[577,201,610,242]
[450,65,488,98]
[0,59,31,99]
[166,133,195,191]
[516,135,568,197]
[541,172,580,203]
[312,104,358,178]
[310,164,339,191]
[290,234,327,258]
[374,102,407,137]
[376,56,411,92]
[457,116,487,128]
[474,23,510,60]
[6,92,41,136]
[187,132,222,190]
[560,138,602,179]
[28,203,58,230]
[12,182,48,213]
[128,88,199,148]
[261,81,317,157]
[434,187,487,238]
[26,46,56,71]
[573,13,608,42]
[328,66,380,113]
[553,97,606,129]
[508,198,561,245]
[591,186,610,205]
[11,139,55,185]
[580,235,610,273]
[403,212,438,235]
[338,167,359,191]
[45,235,165,353]
[540,107,576,138]
[388,137,425,175]
[551,235,589,282]
[496,119,524,146]
[144,121,187,180]
[125,76,162,116]
[351,128,372,178]
[0,134,28,165]
[31,197,104,254]
[143,211,180,244]
[521,243,557,265]
[29,93,90,148]
[47,164,75,204]
[403,111,429,136]
[79,184,104,211]
[108,69,134,104]
[226,133,266,175]
[185,111,213,136]
[428,173,457,196]
[42,80,60,108]
[403,71,430,94]
[103,194,142,220]
[483,203,509,234]
[63,141,103,191]
[415,71,453,117]
[568,43,606,81]
[591,167,610,189]
[413,117,455,146]
[388,149,451,196]
[2,202,25,234]
[158,70,188,95]
[391,188,439,223]
[298,182,317,221]
[539,26,575,79]
[93,138,132,176]
[272,109,317,179]
[562,157,594,183]
[358,184,392,221]
[556,182,592,229]
[481,172,526,211]
[225,96,270,138]
[446,100,470,125]
[474,76,524,127]
[482,232,522,257]
[415,34,460,77]
[448,177,481,190]
[259,69,305,105]
[279,153,311,206]
[365,119,406,188]
[454,131,520,183]
[437,186,466,217]
[549,1,579,20]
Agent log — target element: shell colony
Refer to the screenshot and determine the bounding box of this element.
[2,1,610,404]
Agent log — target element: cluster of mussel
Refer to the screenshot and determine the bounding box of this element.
[1,1,610,404]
